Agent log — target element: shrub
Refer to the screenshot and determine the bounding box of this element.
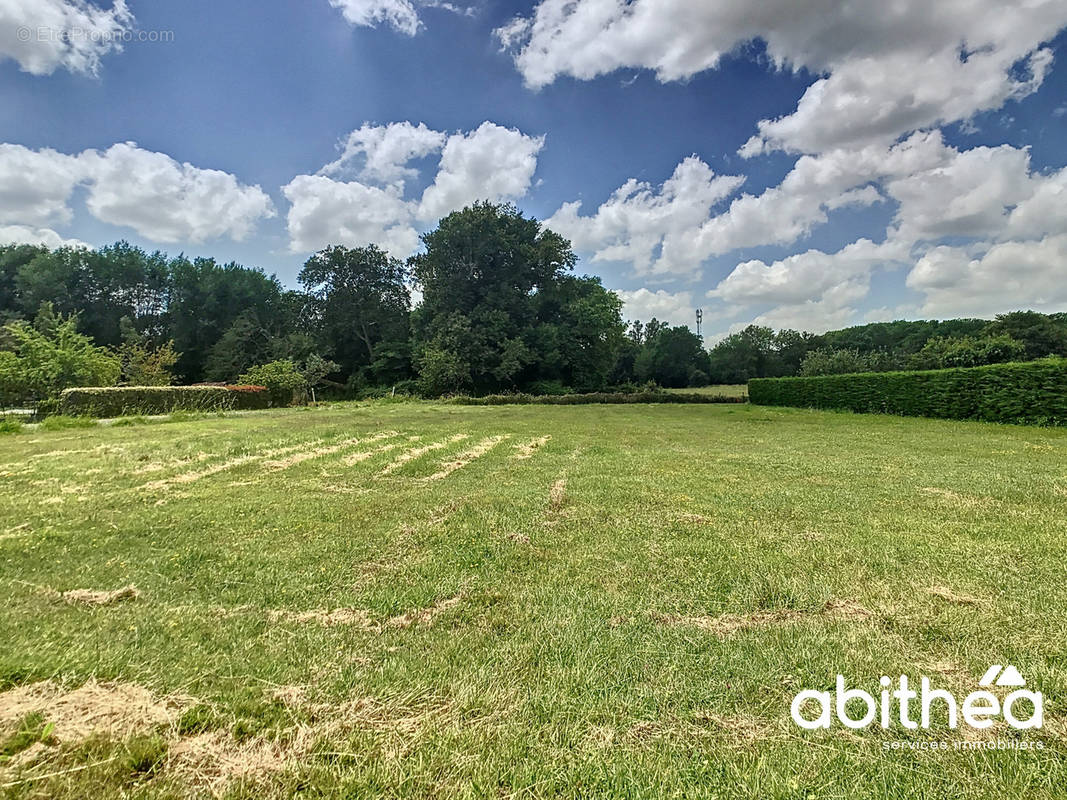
[0,418,23,435]
[748,358,1067,425]
[60,385,270,417]
[238,361,307,406]
[447,391,745,406]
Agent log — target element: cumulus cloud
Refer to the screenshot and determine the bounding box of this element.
[499,0,1067,153]
[285,121,545,256]
[0,144,86,226]
[79,144,275,243]
[0,224,91,250]
[709,238,907,318]
[418,123,544,222]
[0,141,275,245]
[615,288,697,329]
[283,175,420,256]
[546,157,743,279]
[907,235,1067,318]
[0,0,133,75]
[321,121,446,185]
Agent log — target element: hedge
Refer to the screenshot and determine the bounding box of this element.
[748,358,1067,425]
[60,385,271,417]
[447,391,746,406]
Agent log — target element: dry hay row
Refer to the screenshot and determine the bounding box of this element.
[425,435,511,481]
[379,434,470,476]
[262,431,400,471]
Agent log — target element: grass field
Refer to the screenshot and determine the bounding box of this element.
[1,402,1066,798]
[665,384,748,398]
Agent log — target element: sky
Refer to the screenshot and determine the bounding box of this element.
[1,0,1066,340]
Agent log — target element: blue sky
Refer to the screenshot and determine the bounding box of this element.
[2,0,1066,338]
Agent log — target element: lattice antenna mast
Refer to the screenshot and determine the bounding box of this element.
[695,308,703,339]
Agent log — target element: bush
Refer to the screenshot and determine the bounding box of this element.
[60,385,270,417]
[748,358,1067,425]
[526,380,574,396]
[238,361,307,406]
[447,391,745,406]
[0,418,23,435]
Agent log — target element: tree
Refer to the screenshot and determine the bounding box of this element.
[117,318,179,386]
[412,202,582,394]
[298,245,411,385]
[0,304,120,405]
[984,311,1067,360]
[634,325,710,388]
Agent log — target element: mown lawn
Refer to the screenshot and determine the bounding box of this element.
[1,402,1066,798]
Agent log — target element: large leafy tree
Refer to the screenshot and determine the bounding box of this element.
[412,202,583,394]
[298,245,411,385]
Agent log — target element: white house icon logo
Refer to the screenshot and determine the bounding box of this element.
[979,665,1026,687]
[791,666,1044,731]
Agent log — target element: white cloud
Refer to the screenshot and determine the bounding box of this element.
[283,121,545,256]
[328,0,421,35]
[321,121,446,185]
[886,145,1037,243]
[546,157,743,279]
[282,175,420,256]
[79,143,275,243]
[327,0,471,36]
[0,144,86,226]
[709,238,907,310]
[907,235,1067,318]
[418,123,544,222]
[499,0,1067,153]
[615,288,696,329]
[0,224,91,250]
[0,0,132,76]
[0,141,275,245]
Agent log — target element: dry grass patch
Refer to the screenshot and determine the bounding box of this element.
[928,585,986,605]
[386,595,463,630]
[264,432,399,471]
[267,607,377,630]
[61,585,140,606]
[513,436,550,460]
[168,727,314,796]
[0,680,188,742]
[919,487,997,509]
[549,477,567,511]
[425,435,509,481]
[142,439,328,491]
[343,441,401,466]
[379,434,469,476]
[654,599,874,637]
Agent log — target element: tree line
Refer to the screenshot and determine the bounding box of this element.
[2,200,1064,408]
[708,312,1067,383]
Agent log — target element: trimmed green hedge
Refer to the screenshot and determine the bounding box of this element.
[60,385,271,417]
[748,358,1067,425]
[447,391,746,406]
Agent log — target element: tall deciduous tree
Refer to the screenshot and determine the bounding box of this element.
[298,245,411,386]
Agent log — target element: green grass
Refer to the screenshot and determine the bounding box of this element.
[666,384,748,398]
[1,402,1065,798]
